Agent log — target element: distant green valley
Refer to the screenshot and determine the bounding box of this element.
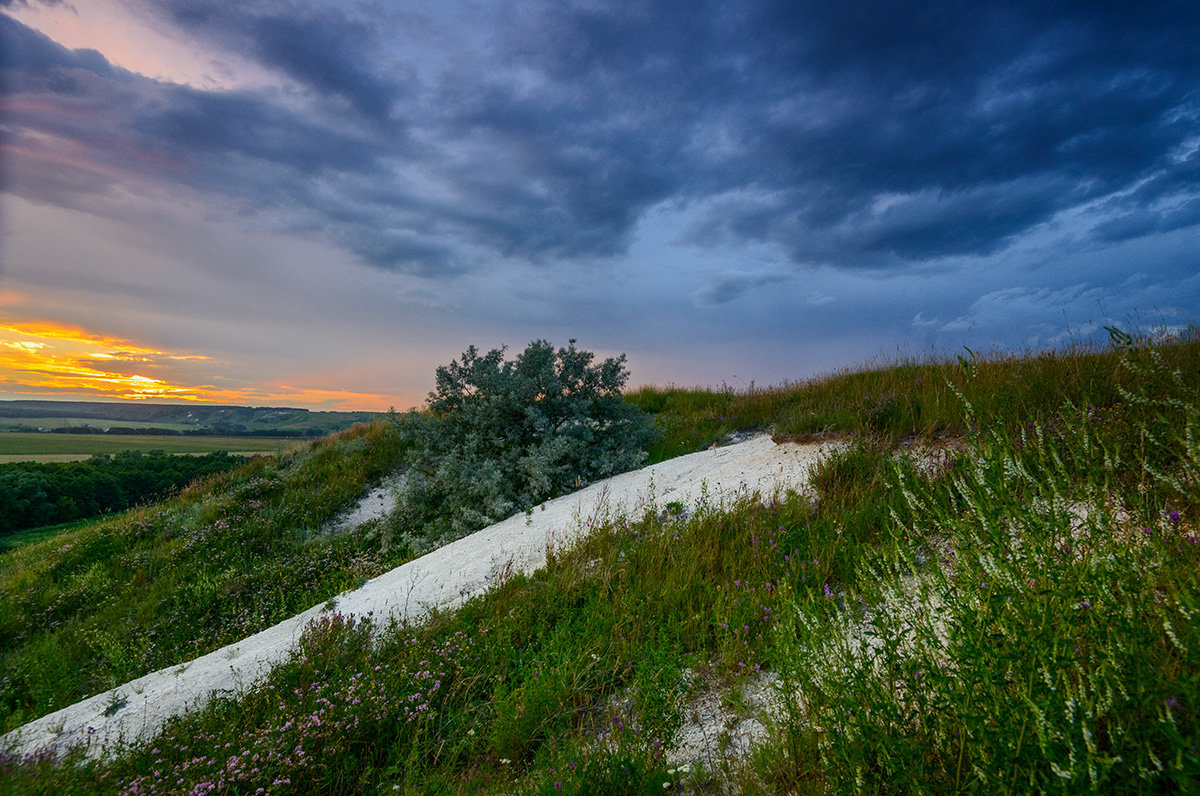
[0,399,384,438]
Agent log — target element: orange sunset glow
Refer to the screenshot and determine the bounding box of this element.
[0,322,396,410]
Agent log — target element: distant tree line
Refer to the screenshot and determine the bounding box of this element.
[0,451,251,536]
[34,425,327,437]
[0,399,381,431]
[0,401,310,424]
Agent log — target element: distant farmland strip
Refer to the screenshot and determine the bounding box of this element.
[0,417,198,431]
[0,433,289,462]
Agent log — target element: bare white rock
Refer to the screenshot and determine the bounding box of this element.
[320,473,407,536]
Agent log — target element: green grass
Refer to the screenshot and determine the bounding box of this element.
[758,348,1200,792]
[2,331,1198,793]
[0,519,92,554]
[0,433,290,462]
[627,330,1200,461]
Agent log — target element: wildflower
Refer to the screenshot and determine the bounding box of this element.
[1168,509,1181,526]
[823,583,833,598]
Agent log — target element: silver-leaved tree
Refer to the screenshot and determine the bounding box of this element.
[395,339,658,538]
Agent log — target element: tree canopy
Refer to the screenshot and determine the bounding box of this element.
[0,451,250,536]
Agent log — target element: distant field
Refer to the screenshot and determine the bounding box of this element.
[0,399,384,435]
[0,417,196,431]
[0,433,291,462]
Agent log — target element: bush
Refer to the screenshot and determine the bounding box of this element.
[396,339,658,538]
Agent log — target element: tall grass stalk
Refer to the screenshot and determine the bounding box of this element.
[764,335,1200,793]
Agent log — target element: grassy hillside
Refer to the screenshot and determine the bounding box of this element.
[0,421,409,734]
[2,330,1198,793]
[0,520,93,554]
[629,330,1196,461]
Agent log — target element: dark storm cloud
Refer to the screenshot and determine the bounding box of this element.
[0,13,115,80]
[691,270,790,307]
[0,16,375,179]
[1090,147,1200,242]
[538,1,1199,264]
[130,87,379,175]
[5,1,1200,275]
[645,1,1200,264]
[150,0,412,124]
[0,15,447,274]
[452,0,1198,265]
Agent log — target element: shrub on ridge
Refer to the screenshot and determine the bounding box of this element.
[395,339,658,538]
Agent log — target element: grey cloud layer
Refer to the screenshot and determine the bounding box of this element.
[3,0,1200,276]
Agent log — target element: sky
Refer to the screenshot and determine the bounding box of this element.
[1,0,1198,411]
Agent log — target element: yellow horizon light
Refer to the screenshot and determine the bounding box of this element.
[0,321,226,403]
[0,320,398,410]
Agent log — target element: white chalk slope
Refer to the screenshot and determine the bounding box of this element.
[3,434,834,759]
